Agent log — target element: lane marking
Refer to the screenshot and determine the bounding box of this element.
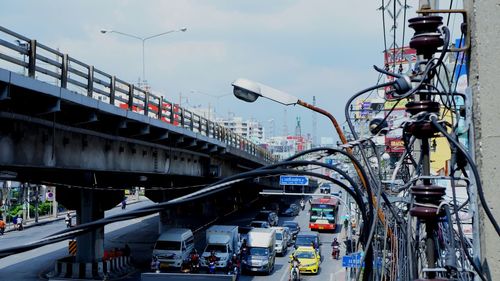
[279,263,289,281]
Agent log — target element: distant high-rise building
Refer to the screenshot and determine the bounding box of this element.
[216,116,265,142]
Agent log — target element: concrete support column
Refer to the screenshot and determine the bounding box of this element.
[76,189,104,263]
[159,209,172,234]
[466,0,500,279]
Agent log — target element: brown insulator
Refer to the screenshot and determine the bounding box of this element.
[410,184,446,220]
[411,184,446,201]
[406,122,438,139]
[406,100,440,115]
[408,16,444,59]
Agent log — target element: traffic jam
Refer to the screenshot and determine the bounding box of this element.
[149,181,347,280]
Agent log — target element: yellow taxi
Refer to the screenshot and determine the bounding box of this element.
[290,246,320,274]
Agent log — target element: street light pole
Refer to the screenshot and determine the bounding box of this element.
[190,90,232,119]
[100,27,187,87]
[231,78,395,241]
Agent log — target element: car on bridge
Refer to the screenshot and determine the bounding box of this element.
[281,203,300,216]
[290,246,320,274]
[320,183,332,194]
[249,221,270,228]
[254,210,279,226]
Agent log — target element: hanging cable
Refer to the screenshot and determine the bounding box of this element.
[430,115,500,236]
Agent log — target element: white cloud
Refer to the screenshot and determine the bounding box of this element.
[0,0,422,138]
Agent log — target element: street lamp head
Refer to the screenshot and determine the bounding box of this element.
[232,78,261,103]
[231,78,298,105]
[179,27,188,32]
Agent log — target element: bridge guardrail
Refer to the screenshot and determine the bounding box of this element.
[0,26,276,163]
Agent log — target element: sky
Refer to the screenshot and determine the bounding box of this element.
[0,0,444,143]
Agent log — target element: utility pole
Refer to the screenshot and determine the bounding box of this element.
[52,186,58,218]
[466,0,500,279]
[283,108,288,136]
[34,185,39,223]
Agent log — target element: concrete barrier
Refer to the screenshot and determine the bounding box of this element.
[50,256,134,280]
[141,273,235,281]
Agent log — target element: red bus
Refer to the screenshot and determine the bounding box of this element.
[309,197,339,231]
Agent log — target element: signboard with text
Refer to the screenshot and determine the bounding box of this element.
[279,175,309,186]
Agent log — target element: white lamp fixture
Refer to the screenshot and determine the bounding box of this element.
[232,78,299,106]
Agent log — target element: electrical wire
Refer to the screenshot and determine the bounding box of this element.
[401,0,408,57]
[381,0,388,60]
[430,116,500,236]
[392,0,397,72]
[450,166,487,281]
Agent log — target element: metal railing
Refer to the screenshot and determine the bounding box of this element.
[0,26,276,163]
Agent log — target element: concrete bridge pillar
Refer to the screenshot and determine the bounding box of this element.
[76,189,105,263]
[159,209,172,234]
[57,186,123,263]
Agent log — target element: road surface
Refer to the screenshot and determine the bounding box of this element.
[0,185,352,281]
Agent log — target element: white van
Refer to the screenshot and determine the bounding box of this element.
[271,227,290,256]
[152,228,194,268]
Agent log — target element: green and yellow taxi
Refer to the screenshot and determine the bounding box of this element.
[290,246,320,274]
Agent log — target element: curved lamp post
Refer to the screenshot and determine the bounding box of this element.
[100,27,187,85]
[231,78,394,243]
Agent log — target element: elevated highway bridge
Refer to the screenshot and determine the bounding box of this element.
[0,25,278,275]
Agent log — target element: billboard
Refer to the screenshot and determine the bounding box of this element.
[383,47,414,154]
[382,47,417,98]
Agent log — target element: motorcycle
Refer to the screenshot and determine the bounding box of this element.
[151,256,160,273]
[227,261,240,280]
[207,260,216,274]
[190,257,200,273]
[332,245,340,260]
[290,260,300,281]
[180,259,191,273]
[300,200,305,211]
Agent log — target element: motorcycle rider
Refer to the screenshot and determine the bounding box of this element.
[289,254,301,281]
[151,256,160,273]
[227,253,240,275]
[16,216,23,231]
[300,199,305,210]
[189,249,200,272]
[0,218,5,235]
[331,237,340,259]
[207,250,219,273]
[239,239,248,260]
[65,213,72,228]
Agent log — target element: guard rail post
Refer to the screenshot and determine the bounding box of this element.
[28,39,36,78]
[61,54,68,88]
[110,76,116,105]
[128,84,134,110]
[87,65,94,98]
[144,91,149,116]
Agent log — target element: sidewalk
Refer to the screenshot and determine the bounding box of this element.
[2,195,145,234]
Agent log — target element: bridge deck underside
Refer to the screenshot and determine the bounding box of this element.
[0,69,266,188]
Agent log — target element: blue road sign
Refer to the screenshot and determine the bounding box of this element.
[279,175,309,186]
[342,252,365,268]
[341,252,382,269]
